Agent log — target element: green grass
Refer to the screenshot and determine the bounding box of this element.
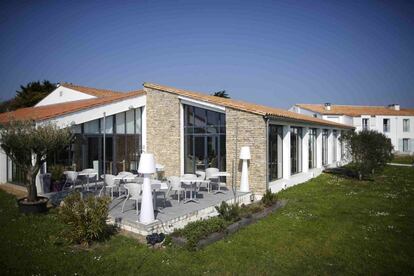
[392,155,414,165]
[1,166,413,275]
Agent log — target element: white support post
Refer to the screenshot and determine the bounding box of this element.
[316,129,323,168]
[327,129,333,165]
[282,125,291,180]
[302,127,309,173]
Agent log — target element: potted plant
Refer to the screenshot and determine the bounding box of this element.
[0,120,71,214]
[49,164,65,192]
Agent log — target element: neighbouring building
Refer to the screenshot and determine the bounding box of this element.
[290,103,414,154]
[0,82,353,195]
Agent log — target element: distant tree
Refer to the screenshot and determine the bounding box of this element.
[10,80,56,110]
[212,90,230,99]
[341,130,393,180]
[0,99,13,113]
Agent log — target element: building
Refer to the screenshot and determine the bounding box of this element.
[290,103,414,154]
[0,83,353,195]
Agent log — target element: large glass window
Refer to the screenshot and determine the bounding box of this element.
[403,119,410,132]
[362,118,369,130]
[268,125,283,181]
[54,108,143,175]
[322,129,328,165]
[403,139,409,152]
[290,127,302,174]
[308,128,317,169]
[383,119,390,132]
[184,105,225,173]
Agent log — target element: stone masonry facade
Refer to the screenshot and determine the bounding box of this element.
[145,87,181,177]
[226,108,267,194]
[145,87,268,194]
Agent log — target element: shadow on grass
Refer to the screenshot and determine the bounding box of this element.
[324,167,374,181]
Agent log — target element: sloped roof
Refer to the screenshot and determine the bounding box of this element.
[0,90,144,124]
[60,82,123,97]
[144,83,353,129]
[296,104,414,117]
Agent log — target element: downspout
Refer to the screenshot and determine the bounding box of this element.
[265,116,269,190]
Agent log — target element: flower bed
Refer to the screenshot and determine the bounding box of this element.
[170,191,286,250]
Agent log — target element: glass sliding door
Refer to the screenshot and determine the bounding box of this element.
[184,105,226,173]
[308,128,317,169]
[290,127,303,174]
[268,124,283,181]
[322,129,328,165]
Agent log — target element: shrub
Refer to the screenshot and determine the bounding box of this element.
[174,217,229,250]
[341,130,393,180]
[58,193,111,246]
[261,189,278,207]
[215,201,240,222]
[240,202,265,217]
[49,164,65,182]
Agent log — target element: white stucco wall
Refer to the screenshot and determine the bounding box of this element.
[0,146,7,183]
[35,86,96,106]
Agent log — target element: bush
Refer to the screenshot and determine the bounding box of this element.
[341,130,393,180]
[58,193,111,246]
[215,201,240,222]
[240,202,265,217]
[49,164,65,182]
[174,217,229,250]
[261,189,278,207]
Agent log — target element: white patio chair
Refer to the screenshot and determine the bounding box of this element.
[206,168,220,192]
[166,176,184,203]
[121,183,143,214]
[62,171,79,190]
[99,174,118,199]
[80,168,98,191]
[154,181,169,208]
[196,170,209,192]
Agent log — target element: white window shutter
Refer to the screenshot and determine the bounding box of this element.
[370,117,376,128]
[410,139,414,153]
[398,139,403,152]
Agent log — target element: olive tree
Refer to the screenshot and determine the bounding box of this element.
[340,130,393,180]
[0,121,71,202]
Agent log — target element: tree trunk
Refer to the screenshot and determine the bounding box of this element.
[358,171,362,181]
[26,168,38,202]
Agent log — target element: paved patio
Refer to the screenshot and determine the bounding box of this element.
[43,182,252,235]
[109,188,252,235]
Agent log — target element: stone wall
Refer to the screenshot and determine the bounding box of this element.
[144,87,181,177]
[226,108,267,194]
[145,88,268,194]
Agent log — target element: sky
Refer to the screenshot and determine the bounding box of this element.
[0,0,413,108]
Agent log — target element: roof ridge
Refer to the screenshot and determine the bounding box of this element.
[143,82,353,129]
[60,82,124,96]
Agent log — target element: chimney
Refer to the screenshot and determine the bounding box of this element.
[324,103,331,111]
[388,104,400,111]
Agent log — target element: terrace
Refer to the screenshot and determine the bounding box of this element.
[44,167,252,236]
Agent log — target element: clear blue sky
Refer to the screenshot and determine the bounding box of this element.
[0,0,413,108]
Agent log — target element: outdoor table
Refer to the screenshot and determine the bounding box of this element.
[211,172,230,194]
[78,171,98,191]
[181,179,202,203]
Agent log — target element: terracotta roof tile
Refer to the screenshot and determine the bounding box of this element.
[0,90,144,124]
[60,82,124,97]
[143,83,353,129]
[296,104,414,116]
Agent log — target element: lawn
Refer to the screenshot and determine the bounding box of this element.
[1,166,413,275]
[392,155,414,165]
